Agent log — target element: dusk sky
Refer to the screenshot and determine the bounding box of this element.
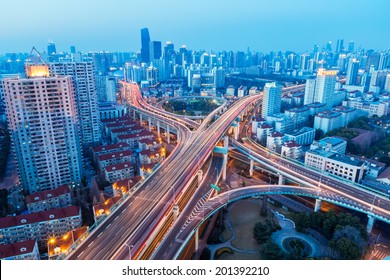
[1,0,389,54]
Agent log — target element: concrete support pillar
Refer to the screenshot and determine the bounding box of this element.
[197,170,203,185]
[367,215,376,234]
[157,121,160,137]
[224,135,229,148]
[148,117,151,131]
[278,174,285,185]
[166,126,170,144]
[249,159,254,177]
[194,228,199,252]
[222,153,228,181]
[234,125,239,140]
[314,199,322,212]
[173,204,179,221]
[140,114,143,124]
[133,110,136,120]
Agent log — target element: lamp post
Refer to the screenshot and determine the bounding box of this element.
[125,243,134,260]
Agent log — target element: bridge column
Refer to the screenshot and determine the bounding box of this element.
[224,136,229,148]
[132,110,136,121]
[314,199,322,212]
[367,215,376,234]
[249,159,254,177]
[197,170,203,185]
[140,114,143,124]
[278,174,285,185]
[148,117,151,131]
[173,204,179,221]
[194,228,199,252]
[157,121,160,137]
[234,123,239,140]
[222,153,227,181]
[166,125,170,144]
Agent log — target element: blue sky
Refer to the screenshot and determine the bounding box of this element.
[0,0,389,53]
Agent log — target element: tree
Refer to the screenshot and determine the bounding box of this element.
[333,225,367,251]
[329,237,362,260]
[260,241,285,260]
[293,212,310,232]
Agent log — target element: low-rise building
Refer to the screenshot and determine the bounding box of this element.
[97,150,135,172]
[139,150,163,164]
[314,111,342,134]
[0,206,81,244]
[281,141,302,159]
[110,125,144,140]
[266,132,285,152]
[285,127,315,146]
[92,142,130,163]
[92,196,122,222]
[307,102,327,115]
[99,102,127,120]
[138,138,162,151]
[112,176,143,196]
[226,85,235,96]
[117,131,154,149]
[26,185,72,213]
[237,86,247,98]
[342,99,389,117]
[252,116,266,134]
[104,162,134,183]
[47,227,88,259]
[305,149,367,183]
[310,137,347,154]
[0,240,40,260]
[256,123,273,143]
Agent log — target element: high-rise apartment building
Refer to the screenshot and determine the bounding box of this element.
[49,61,101,149]
[346,58,359,85]
[140,28,151,63]
[314,69,338,109]
[2,65,82,194]
[304,77,316,105]
[262,82,282,118]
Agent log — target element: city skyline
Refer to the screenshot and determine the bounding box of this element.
[1,0,389,53]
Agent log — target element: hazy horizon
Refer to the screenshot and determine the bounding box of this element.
[1,0,389,54]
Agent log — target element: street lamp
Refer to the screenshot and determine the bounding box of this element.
[370,196,380,212]
[125,243,134,260]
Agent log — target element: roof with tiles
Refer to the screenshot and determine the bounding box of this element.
[26,185,70,204]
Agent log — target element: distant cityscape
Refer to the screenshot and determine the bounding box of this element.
[0,27,389,261]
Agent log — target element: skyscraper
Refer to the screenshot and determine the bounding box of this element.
[149,41,162,61]
[3,64,82,194]
[346,58,359,85]
[140,28,151,63]
[262,82,282,118]
[47,41,56,55]
[314,69,338,109]
[49,61,101,150]
[348,41,355,52]
[304,77,316,105]
[336,39,344,53]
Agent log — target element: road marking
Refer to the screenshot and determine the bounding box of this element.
[87,241,94,248]
[114,216,119,221]
[78,251,84,258]
[97,232,103,238]
[106,223,111,229]
[122,209,127,214]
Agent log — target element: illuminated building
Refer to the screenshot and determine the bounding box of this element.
[262,82,282,118]
[2,64,82,194]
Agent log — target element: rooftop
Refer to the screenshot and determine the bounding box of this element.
[92,142,129,153]
[317,137,346,147]
[118,131,154,140]
[105,162,133,172]
[308,149,365,167]
[26,185,70,204]
[283,140,301,148]
[270,131,284,138]
[0,240,37,259]
[97,150,134,161]
[316,110,342,119]
[0,206,80,229]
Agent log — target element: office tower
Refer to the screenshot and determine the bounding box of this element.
[300,54,308,71]
[326,41,332,53]
[49,61,101,149]
[313,44,319,54]
[164,41,175,59]
[366,53,381,71]
[213,67,225,88]
[149,41,162,61]
[336,39,344,53]
[346,58,359,85]
[378,53,389,70]
[385,74,390,92]
[140,28,151,63]
[47,41,57,62]
[70,46,76,54]
[304,77,316,105]
[233,51,245,68]
[2,64,82,194]
[348,41,355,52]
[314,69,338,109]
[337,54,347,72]
[47,41,57,55]
[262,82,282,118]
[146,66,158,86]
